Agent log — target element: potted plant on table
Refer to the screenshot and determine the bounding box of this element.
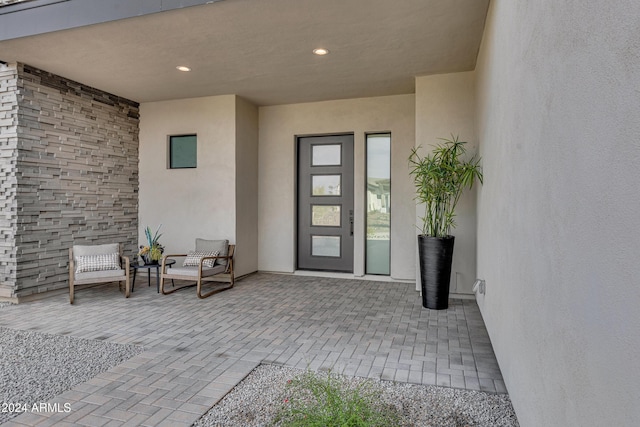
[138,225,164,265]
[409,136,482,309]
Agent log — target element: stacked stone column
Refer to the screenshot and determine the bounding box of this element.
[0,63,139,300]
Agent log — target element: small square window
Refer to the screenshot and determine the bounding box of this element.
[168,134,197,169]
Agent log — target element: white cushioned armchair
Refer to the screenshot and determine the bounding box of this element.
[69,243,130,304]
[160,238,235,299]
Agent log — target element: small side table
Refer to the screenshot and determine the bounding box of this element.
[131,259,175,293]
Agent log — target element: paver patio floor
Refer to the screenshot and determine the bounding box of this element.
[0,273,504,426]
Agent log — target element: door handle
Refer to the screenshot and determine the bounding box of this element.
[349,210,354,236]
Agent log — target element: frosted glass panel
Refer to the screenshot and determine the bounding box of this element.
[312,236,341,257]
[312,144,341,166]
[312,205,341,227]
[312,175,341,196]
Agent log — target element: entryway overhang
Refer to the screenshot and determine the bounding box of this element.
[0,0,489,105]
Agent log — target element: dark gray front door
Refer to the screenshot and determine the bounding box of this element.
[297,135,354,272]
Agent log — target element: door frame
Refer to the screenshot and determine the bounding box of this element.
[295,132,355,272]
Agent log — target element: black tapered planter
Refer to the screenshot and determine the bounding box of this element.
[418,235,455,310]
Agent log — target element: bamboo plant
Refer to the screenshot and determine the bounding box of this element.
[409,136,483,238]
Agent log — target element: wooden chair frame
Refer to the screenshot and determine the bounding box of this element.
[159,245,235,299]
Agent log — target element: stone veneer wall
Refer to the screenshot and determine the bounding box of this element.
[0,65,19,295]
[0,63,139,300]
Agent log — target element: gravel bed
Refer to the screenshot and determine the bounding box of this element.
[0,327,143,424]
[193,364,519,427]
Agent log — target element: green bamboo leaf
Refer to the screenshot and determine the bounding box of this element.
[408,136,483,237]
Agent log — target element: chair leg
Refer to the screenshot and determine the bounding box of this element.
[125,272,131,298]
[197,262,235,299]
[123,256,131,298]
[196,277,204,299]
[160,274,195,295]
[160,272,169,294]
[69,251,75,304]
[197,278,233,299]
[159,267,174,294]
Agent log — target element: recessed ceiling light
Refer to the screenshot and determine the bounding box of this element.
[176,66,191,72]
[313,48,329,56]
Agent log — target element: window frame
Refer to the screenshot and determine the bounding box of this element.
[167,134,197,169]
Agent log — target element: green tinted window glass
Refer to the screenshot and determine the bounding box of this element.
[169,135,197,168]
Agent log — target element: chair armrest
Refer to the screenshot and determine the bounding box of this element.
[200,254,231,261]
[200,254,234,274]
[120,255,130,270]
[161,254,185,271]
[199,254,233,272]
[199,255,222,269]
[162,254,187,259]
[200,255,233,263]
[200,254,232,266]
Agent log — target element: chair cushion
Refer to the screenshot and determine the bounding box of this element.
[166,265,226,278]
[75,253,120,274]
[183,250,220,268]
[195,239,229,266]
[75,269,126,283]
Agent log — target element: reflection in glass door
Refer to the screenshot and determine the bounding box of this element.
[366,133,391,275]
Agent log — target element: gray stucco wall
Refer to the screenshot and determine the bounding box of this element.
[0,63,139,300]
[475,1,640,425]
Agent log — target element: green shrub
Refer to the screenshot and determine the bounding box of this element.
[273,370,400,427]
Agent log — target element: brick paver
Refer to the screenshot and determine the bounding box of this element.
[0,273,504,426]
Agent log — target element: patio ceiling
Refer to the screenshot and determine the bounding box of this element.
[0,0,489,106]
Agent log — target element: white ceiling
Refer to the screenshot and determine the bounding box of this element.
[0,0,489,106]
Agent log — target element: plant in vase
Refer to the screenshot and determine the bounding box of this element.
[409,135,482,309]
[138,225,164,265]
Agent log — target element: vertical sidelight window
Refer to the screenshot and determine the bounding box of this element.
[365,133,391,275]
